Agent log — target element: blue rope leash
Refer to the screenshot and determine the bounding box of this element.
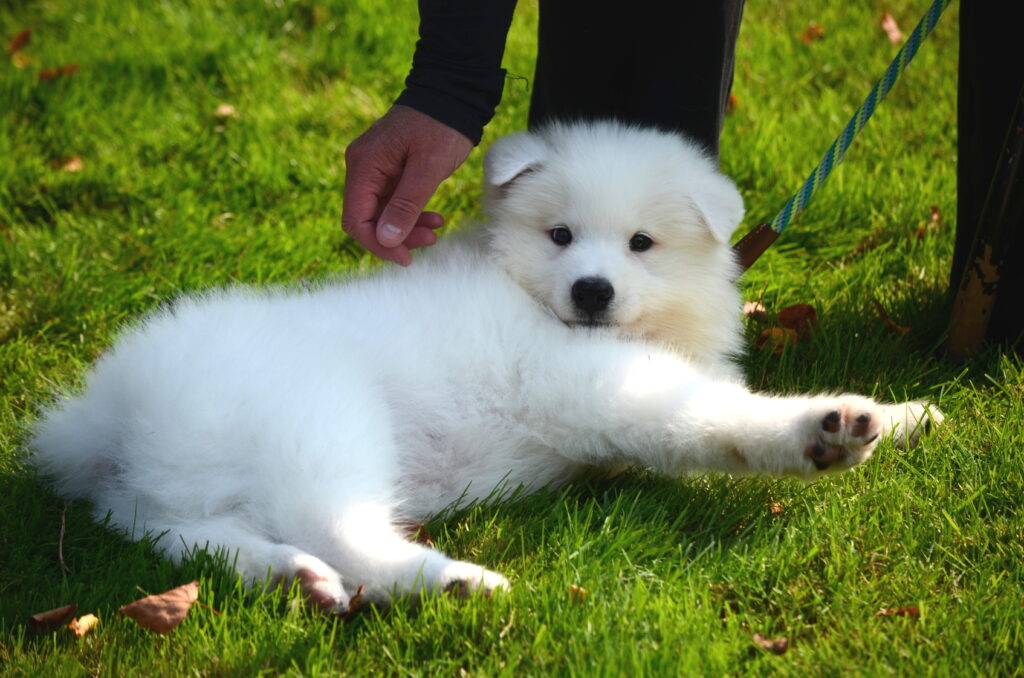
[769,0,953,234]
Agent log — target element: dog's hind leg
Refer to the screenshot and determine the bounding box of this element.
[149,517,354,614]
[308,503,509,604]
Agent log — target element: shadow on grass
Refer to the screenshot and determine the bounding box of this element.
[1,462,798,631]
[0,470,173,627]
[739,284,982,397]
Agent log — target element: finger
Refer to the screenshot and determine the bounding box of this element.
[416,211,445,231]
[379,245,413,267]
[375,158,446,248]
[403,226,438,250]
[341,164,392,250]
[399,213,444,250]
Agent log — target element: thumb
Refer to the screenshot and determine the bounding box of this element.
[375,158,445,248]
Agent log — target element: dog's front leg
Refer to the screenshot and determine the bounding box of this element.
[526,345,883,479]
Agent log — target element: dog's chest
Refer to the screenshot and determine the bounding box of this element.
[387,378,580,515]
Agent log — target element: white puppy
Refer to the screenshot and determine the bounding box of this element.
[30,122,938,613]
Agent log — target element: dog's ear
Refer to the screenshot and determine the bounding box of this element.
[484,132,548,188]
[689,173,745,243]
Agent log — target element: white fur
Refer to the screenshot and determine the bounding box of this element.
[28,122,940,611]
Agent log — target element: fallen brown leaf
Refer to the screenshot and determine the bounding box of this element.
[881,12,903,44]
[757,327,797,355]
[777,303,818,339]
[725,93,739,115]
[340,584,365,619]
[39,64,79,81]
[752,632,789,655]
[68,613,99,638]
[568,584,587,604]
[874,605,919,618]
[872,299,911,335]
[914,205,941,240]
[28,604,78,632]
[7,29,31,54]
[213,103,237,120]
[854,233,880,254]
[768,501,783,515]
[119,581,199,635]
[411,524,434,547]
[400,521,435,547]
[50,156,84,173]
[799,22,825,43]
[742,301,769,323]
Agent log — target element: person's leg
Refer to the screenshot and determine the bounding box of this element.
[950,0,1024,350]
[529,0,745,159]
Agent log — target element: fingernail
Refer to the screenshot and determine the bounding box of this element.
[378,223,403,246]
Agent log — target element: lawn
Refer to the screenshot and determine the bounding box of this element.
[2,0,1022,675]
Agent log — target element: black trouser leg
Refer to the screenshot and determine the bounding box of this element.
[529,0,745,159]
[950,0,1024,350]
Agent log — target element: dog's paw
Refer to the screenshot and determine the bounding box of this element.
[878,401,943,449]
[290,555,352,614]
[799,396,882,474]
[440,561,510,598]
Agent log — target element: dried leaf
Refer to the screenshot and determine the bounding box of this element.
[211,212,234,229]
[752,632,789,654]
[213,103,237,120]
[119,581,199,635]
[743,301,769,323]
[340,584,365,619]
[777,303,818,338]
[880,12,903,44]
[51,156,84,173]
[7,29,30,54]
[799,22,825,43]
[568,584,587,603]
[854,233,880,254]
[756,327,797,355]
[872,299,911,335]
[28,604,78,632]
[39,64,79,81]
[412,524,434,547]
[12,51,31,68]
[725,93,739,115]
[400,522,435,547]
[768,501,783,515]
[914,205,941,240]
[874,605,919,618]
[68,613,99,638]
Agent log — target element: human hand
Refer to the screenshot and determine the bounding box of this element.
[342,105,474,266]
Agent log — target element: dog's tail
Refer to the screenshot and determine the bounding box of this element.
[28,391,123,499]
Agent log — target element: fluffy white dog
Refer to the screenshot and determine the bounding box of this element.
[30,122,939,613]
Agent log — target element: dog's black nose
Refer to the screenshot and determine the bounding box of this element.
[571,277,615,314]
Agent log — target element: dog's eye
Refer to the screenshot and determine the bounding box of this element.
[629,233,654,252]
[550,226,573,247]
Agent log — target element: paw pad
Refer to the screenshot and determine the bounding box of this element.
[803,400,882,472]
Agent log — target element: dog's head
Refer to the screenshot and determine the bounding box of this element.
[483,122,745,364]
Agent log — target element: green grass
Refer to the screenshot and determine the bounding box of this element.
[2,0,1022,675]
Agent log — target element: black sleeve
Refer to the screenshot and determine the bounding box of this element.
[394,0,518,145]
